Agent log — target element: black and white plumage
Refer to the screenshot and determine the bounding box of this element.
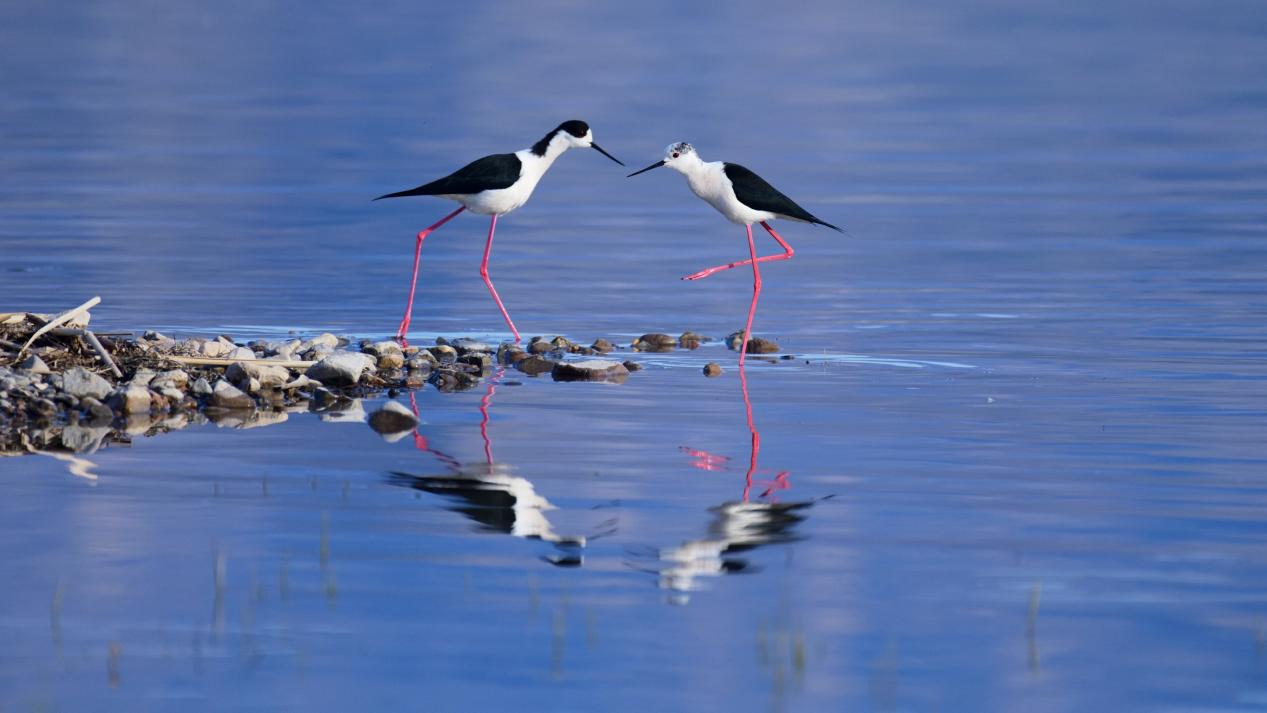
[375,120,623,215]
[627,142,841,231]
[373,120,624,341]
[627,141,842,365]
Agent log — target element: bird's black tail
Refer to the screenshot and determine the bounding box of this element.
[373,185,435,201]
[812,217,844,232]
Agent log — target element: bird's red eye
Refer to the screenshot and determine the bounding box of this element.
[672,152,679,158]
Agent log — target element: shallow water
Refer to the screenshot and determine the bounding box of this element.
[3,1,1267,710]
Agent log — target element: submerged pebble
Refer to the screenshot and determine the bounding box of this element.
[368,400,419,436]
[551,359,630,383]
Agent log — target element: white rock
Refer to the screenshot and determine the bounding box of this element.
[305,352,376,387]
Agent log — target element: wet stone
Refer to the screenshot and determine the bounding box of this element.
[703,362,724,377]
[622,360,643,372]
[368,401,419,436]
[377,352,405,370]
[365,340,403,358]
[429,345,458,362]
[451,338,493,353]
[515,355,558,377]
[726,331,780,354]
[212,380,254,410]
[528,340,554,355]
[634,333,677,351]
[591,338,615,353]
[551,359,630,383]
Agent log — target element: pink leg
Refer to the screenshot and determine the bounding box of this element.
[396,206,465,339]
[682,220,794,281]
[478,367,504,465]
[479,215,521,343]
[739,360,761,502]
[737,223,762,367]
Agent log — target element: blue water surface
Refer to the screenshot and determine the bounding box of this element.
[2,1,1267,711]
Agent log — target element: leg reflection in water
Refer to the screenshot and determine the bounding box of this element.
[387,368,599,566]
[656,363,815,600]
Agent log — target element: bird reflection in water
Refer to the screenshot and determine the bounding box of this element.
[387,368,595,567]
[656,365,814,600]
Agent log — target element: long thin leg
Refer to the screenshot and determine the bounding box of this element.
[479,215,521,343]
[479,367,504,465]
[738,223,762,367]
[397,206,465,339]
[739,361,760,502]
[682,220,794,281]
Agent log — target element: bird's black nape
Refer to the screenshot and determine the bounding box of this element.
[531,120,590,156]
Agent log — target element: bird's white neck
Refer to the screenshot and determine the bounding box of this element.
[525,131,573,168]
[666,153,710,178]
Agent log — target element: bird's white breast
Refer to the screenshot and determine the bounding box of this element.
[684,161,776,226]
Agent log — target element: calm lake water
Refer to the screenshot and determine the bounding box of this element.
[3,1,1267,710]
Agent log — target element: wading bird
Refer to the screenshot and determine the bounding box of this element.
[376,120,624,342]
[627,142,841,365]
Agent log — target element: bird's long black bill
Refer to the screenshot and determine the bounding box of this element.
[591,143,624,166]
[626,160,665,177]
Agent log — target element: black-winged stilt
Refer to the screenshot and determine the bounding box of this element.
[376,120,624,342]
[627,142,841,365]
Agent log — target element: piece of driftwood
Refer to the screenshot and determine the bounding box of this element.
[160,355,317,369]
[17,296,101,358]
[49,328,123,379]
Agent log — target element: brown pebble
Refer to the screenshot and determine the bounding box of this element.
[703,362,723,377]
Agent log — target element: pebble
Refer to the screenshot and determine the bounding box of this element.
[191,377,214,397]
[211,380,254,410]
[306,352,376,387]
[623,360,643,372]
[515,355,558,376]
[18,355,51,375]
[367,401,419,436]
[591,339,615,353]
[111,384,153,414]
[703,362,724,377]
[551,359,630,383]
[429,345,458,361]
[62,367,113,400]
[679,331,708,350]
[528,340,554,355]
[451,338,493,353]
[365,340,404,358]
[377,352,405,370]
[634,333,677,351]
[227,361,291,390]
[725,331,780,353]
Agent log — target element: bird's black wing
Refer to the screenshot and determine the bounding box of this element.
[723,163,842,231]
[374,153,522,200]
